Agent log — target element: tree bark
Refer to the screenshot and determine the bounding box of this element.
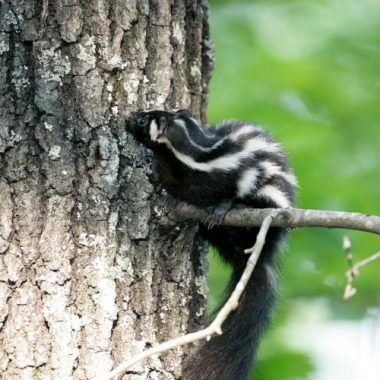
[0,1,213,379]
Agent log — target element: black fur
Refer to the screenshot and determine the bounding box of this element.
[127,110,296,380]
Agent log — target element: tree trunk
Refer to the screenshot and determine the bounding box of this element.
[0,1,213,379]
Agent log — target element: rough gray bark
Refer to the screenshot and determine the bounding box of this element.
[0,1,213,379]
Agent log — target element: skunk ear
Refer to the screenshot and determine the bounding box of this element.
[176,109,193,118]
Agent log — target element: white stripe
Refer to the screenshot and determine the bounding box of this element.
[190,117,201,127]
[237,168,259,197]
[230,125,260,141]
[173,118,224,152]
[260,161,298,186]
[149,119,159,141]
[244,138,279,153]
[164,136,279,172]
[173,118,188,130]
[257,184,290,207]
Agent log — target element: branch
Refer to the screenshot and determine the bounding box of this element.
[173,204,380,235]
[99,210,283,380]
[100,205,380,379]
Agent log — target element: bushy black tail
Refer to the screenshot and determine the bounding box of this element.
[182,226,285,380]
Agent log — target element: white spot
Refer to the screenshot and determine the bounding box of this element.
[0,39,10,55]
[257,184,290,207]
[195,307,205,317]
[153,205,163,217]
[109,55,122,67]
[111,106,118,116]
[173,22,183,42]
[44,122,54,132]
[237,168,259,197]
[48,145,61,160]
[190,65,201,77]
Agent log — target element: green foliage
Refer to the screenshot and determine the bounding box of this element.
[208,0,380,377]
[253,350,313,380]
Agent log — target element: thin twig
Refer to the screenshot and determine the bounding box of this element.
[342,235,356,299]
[343,250,380,300]
[99,210,283,380]
[174,205,380,235]
[343,235,353,268]
[352,251,380,271]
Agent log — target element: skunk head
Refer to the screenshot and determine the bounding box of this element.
[127,109,196,149]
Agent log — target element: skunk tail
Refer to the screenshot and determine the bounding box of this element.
[182,226,285,380]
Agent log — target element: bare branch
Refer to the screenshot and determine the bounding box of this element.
[99,210,283,380]
[173,205,380,235]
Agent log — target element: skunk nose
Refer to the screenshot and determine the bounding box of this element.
[126,111,145,131]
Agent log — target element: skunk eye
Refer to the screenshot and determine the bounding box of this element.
[137,116,148,127]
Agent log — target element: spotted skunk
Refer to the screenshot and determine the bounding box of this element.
[127,110,296,380]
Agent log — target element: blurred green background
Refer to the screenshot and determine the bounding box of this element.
[207,0,380,379]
